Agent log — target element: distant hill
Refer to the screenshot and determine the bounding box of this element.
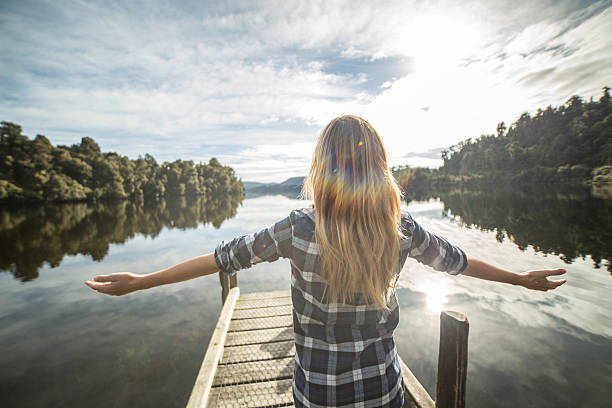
[242,181,266,190]
[279,176,305,186]
[243,176,305,198]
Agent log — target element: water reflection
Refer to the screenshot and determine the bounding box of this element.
[417,280,449,314]
[0,193,243,282]
[2,184,610,284]
[396,188,612,408]
[1,193,611,408]
[410,184,612,273]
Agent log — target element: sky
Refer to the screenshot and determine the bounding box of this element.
[1,0,611,182]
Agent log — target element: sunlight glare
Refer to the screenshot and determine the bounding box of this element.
[417,280,449,314]
[405,12,483,73]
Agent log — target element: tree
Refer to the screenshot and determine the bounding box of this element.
[600,86,610,106]
[496,122,506,138]
[410,86,612,184]
[0,122,240,203]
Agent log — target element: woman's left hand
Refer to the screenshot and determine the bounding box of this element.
[84,272,142,296]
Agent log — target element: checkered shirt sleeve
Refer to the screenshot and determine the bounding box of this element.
[214,214,293,277]
[401,210,468,275]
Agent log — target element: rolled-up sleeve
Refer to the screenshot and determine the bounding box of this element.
[214,214,293,277]
[407,216,468,275]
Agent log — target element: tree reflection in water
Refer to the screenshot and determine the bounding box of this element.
[0,193,243,281]
[408,184,612,273]
[3,184,611,282]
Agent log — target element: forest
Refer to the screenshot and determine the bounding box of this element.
[0,121,244,203]
[393,86,612,188]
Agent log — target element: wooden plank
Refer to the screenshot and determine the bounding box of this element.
[398,356,435,408]
[436,311,469,408]
[232,305,292,320]
[229,315,293,332]
[207,379,293,407]
[238,290,290,300]
[221,340,295,364]
[226,326,294,347]
[213,357,294,386]
[187,287,240,408]
[235,297,292,310]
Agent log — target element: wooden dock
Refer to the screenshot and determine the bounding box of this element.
[187,276,468,408]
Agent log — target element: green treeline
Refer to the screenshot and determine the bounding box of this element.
[393,86,612,187]
[0,121,244,203]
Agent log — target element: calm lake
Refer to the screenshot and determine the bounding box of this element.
[1,187,611,407]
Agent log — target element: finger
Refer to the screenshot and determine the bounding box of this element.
[545,268,566,277]
[85,280,109,288]
[547,279,567,288]
[530,268,566,279]
[85,280,102,289]
[86,280,115,294]
[94,275,119,282]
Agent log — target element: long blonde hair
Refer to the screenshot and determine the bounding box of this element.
[300,115,404,308]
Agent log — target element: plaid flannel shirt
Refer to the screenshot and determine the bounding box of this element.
[214,206,467,407]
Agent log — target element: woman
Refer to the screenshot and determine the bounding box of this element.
[85,115,566,407]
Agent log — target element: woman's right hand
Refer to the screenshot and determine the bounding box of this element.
[85,272,143,296]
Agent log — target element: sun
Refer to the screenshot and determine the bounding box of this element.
[402,12,483,73]
[417,280,450,314]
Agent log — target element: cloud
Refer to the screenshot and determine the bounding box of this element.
[214,140,316,182]
[1,0,611,182]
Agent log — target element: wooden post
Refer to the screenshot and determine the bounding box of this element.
[219,272,238,304]
[435,311,469,408]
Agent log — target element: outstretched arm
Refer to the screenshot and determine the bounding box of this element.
[85,252,219,296]
[462,257,567,291]
[85,212,294,297]
[403,215,567,292]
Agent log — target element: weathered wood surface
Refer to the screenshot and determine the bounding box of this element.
[213,357,293,386]
[225,326,294,347]
[228,314,293,332]
[207,379,294,407]
[205,290,295,408]
[234,296,292,310]
[435,310,469,408]
[189,289,463,408]
[221,340,295,364]
[232,305,292,319]
[399,356,435,408]
[238,290,291,300]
